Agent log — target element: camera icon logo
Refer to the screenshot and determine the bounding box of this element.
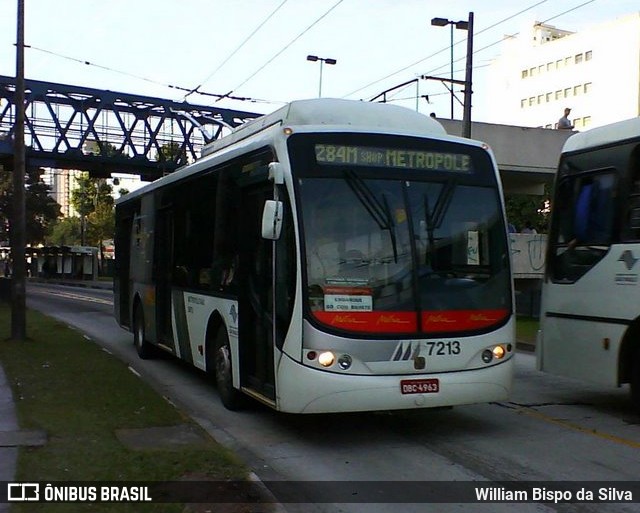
[7,483,40,501]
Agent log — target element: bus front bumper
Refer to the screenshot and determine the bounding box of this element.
[276,355,514,414]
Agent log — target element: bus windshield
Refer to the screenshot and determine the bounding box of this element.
[290,134,511,336]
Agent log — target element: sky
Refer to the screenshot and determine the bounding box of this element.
[0,0,639,123]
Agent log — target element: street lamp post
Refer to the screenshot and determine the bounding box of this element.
[306,55,337,98]
[430,16,469,120]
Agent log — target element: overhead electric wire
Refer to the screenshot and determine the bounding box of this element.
[25,45,278,105]
[537,0,596,26]
[420,0,596,79]
[344,0,551,98]
[28,45,177,90]
[183,0,290,100]
[351,0,598,102]
[218,0,344,102]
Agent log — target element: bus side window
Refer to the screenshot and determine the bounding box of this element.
[573,182,593,243]
[572,173,616,246]
[625,146,640,240]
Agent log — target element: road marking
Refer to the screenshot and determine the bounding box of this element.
[36,289,113,306]
[128,366,141,378]
[502,402,640,449]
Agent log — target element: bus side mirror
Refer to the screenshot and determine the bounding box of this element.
[262,200,283,240]
[268,162,284,184]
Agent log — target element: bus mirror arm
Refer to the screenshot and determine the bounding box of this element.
[268,162,284,185]
[262,200,283,240]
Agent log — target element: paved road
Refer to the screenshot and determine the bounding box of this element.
[26,283,640,513]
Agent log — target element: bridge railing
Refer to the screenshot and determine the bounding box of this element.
[0,76,260,178]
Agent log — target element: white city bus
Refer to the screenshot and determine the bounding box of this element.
[537,117,640,409]
[114,99,515,414]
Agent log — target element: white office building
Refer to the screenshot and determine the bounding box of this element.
[487,12,640,130]
[44,168,82,218]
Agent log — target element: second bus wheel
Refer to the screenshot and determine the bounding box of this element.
[214,328,245,410]
[133,303,155,359]
[631,348,640,412]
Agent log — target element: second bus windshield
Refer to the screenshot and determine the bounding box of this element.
[291,135,511,336]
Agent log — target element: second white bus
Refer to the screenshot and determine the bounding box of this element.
[538,117,640,409]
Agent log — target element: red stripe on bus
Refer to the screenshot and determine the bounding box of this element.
[422,309,509,332]
[312,311,417,333]
[312,309,509,333]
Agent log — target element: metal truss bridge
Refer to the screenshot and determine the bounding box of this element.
[0,75,261,180]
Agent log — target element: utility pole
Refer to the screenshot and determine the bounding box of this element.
[11,0,27,340]
[427,12,474,138]
[462,12,474,139]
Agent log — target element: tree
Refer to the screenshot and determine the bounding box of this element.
[46,217,82,246]
[0,166,61,246]
[158,141,187,167]
[70,173,115,266]
[504,184,551,233]
[87,202,115,258]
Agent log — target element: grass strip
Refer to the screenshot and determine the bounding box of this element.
[0,305,248,512]
[516,316,539,345]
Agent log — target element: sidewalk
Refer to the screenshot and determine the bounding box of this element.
[0,363,18,484]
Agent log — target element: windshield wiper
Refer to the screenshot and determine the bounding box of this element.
[344,170,398,263]
[423,179,456,266]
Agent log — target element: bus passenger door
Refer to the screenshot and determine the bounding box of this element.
[155,206,175,348]
[238,185,276,402]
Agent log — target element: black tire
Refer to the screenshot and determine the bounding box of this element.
[213,328,245,410]
[133,303,154,359]
[631,349,640,412]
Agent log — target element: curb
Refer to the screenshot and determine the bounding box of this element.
[28,278,113,291]
[516,340,536,353]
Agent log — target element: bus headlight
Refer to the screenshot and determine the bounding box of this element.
[482,345,507,364]
[318,351,335,367]
[492,345,506,359]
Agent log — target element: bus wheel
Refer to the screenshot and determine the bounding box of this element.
[214,328,244,410]
[133,303,154,360]
[631,349,640,412]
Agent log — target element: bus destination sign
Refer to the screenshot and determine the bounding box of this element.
[315,144,472,173]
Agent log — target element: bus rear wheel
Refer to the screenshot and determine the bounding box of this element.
[631,349,640,412]
[214,328,244,410]
[133,303,154,359]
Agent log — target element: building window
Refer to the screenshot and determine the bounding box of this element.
[574,118,582,129]
[556,59,563,69]
[547,62,554,72]
[583,116,592,128]
[522,69,529,79]
[538,65,544,74]
[529,97,535,106]
[585,50,593,61]
[574,85,582,96]
[564,88,572,98]
[546,92,552,102]
[538,94,544,104]
[565,56,572,66]
[521,99,527,108]
[555,90,562,100]
[575,53,583,64]
[530,67,536,76]
[584,82,592,94]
